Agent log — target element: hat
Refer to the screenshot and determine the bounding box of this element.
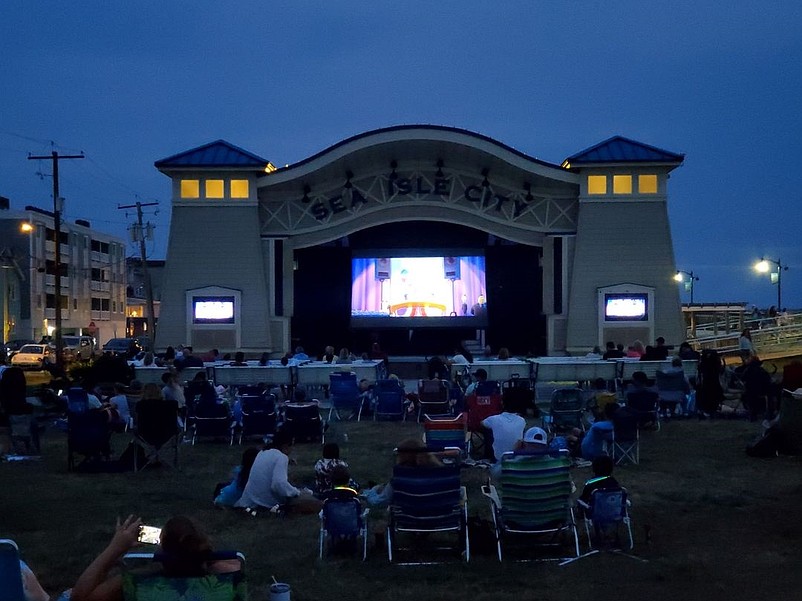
[523,426,547,444]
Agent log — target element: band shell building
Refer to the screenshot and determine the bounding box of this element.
[153,125,685,357]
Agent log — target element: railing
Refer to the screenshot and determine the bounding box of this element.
[692,316,802,359]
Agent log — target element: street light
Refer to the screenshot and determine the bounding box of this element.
[674,270,699,304]
[754,257,788,310]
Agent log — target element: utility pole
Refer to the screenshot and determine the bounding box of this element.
[28,150,84,370]
[119,201,158,345]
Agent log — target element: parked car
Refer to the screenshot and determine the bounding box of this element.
[62,335,96,361]
[10,343,56,369]
[3,339,35,358]
[102,337,141,358]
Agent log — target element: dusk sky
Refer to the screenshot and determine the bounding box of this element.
[2,2,801,309]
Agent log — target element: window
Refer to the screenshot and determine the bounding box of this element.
[587,175,607,195]
[639,174,658,194]
[613,175,632,194]
[73,298,78,310]
[112,301,117,313]
[181,179,200,198]
[205,179,224,198]
[91,298,101,311]
[230,179,249,198]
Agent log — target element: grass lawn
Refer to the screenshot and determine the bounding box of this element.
[2,414,802,600]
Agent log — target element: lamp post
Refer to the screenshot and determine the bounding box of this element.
[673,270,699,304]
[754,258,788,310]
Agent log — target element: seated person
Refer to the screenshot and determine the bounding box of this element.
[70,515,241,601]
[481,397,526,464]
[678,341,701,361]
[322,464,359,502]
[363,438,444,506]
[108,383,131,431]
[234,431,320,513]
[229,352,248,367]
[214,447,260,507]
[580,402,617,461]
[314,443,350,497]
[602,341,624,360]
[292,346,310,361]
[464,368,488,396]
[514,426,549,453]
[579,455,620,516]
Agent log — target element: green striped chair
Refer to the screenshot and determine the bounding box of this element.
[481,450,579,561]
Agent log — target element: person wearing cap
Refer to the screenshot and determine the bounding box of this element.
[481,396,526,464]
[519,426,549,450]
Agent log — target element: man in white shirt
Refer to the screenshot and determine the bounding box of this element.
[481,397,526,463]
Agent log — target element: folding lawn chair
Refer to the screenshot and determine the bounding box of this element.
[611,410,640,465]
[319,495,370,560]
[329,372,363,421]
[502,376,536,416]
[424,413,467,463]
[66,387,90,414]
[386,464,469,564]
[283,400,324,443]
[237,393,277,444]
[373,379,406,421]
[0,539,26,601]
[481,450,579,562]
[417,379,451,422]
[133,399,180,470]
[192,400,234,445]
[122,551,247,601]
[67,409,112,472]
[561,487,644,565]
[625,389,661,431]
[655,370,689,417]
[543,388,586,435]
[465,390,503,458]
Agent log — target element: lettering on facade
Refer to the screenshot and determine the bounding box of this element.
[309,173,530,221]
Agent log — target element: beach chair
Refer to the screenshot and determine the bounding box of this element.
[543,388,586,435]
[319,496,370,560]
[386,464,469,564]
[562,487,643,565]
[502,376,536,416]
[283,400,324,443]
[122,551,247,601]
[237,393,277,444]
[0,539,26,601]
[424,413,467,462]
[611,410,640,465]
[133,400,180,470]
[625,388,661,430]
[465,390,503,458]
[67,409,112,472]
[481,450,579,562]
[417,379,451,422]
[192,401,234,445]
[329,372,363,421]
[373,379,406,421]
[655,370,689,417]
[66,387,90,414]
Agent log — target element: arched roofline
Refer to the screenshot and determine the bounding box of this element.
[260,125,576,186]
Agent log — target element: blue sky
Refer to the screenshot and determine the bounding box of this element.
[2,2,801,308]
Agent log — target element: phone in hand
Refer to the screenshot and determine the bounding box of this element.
[137,525,162,545]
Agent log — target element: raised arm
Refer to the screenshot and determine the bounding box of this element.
[71,515,142,601]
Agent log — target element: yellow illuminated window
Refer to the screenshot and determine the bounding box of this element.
[587,175,607,195]
[205,179,224,198]
[180,179,200,198]
[613,175,632,194]
[639,174,658,194]
[230,179,249,198]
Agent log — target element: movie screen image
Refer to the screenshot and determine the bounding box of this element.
[351,255,487,328]
[193,296,235,324]
[604,294,648,321]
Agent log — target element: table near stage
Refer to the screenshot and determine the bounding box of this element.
[212,362,294,388]
[294,359,387,388]
[453,359,532,383]
[132,366,207,385]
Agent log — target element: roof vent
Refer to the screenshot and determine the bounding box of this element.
[76,219,91,228]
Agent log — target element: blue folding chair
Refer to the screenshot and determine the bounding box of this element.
[386,465,469,564]
[237,394,277,444]
[329,372,362,421]
[543,388,586,435]
[0,539,26,601]
[283,400,324,443]
[67,409,112,471]
[66,387,90,414]
[192,400,234,445]
[373,379,406,421]
[319,496,370,560]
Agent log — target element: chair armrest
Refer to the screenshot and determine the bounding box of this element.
[481,484,501,509]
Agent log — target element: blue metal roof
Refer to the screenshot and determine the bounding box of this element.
[565,136,684,165]
[155,140,270,170]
